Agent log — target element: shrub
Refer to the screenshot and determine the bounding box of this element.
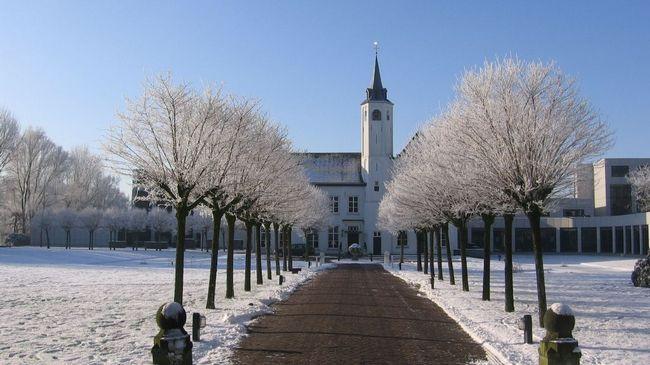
[631,255,650,288]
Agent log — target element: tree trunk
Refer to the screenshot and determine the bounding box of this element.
[459,221,469,291]
[416,232,422,271]
[89,230,92,250]
[288,226,293,271]
[399,240,404,266]
[434,228,443,280]
[66,229,70,249]
[174,210,187,305]
[443,223,455,285]
[225,213,236,299]
[255,223,263,285]
[527,211,548,327]
[206,209,223,309]
[504,213,515,312]
[482,214,494,301]
[303,229,310,267]
[422,230,429,274]
[265,223,272,280]
[282,225,288,271]
[273,223,280,276]
[244,221,252,292]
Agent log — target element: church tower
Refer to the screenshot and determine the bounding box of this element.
[361,54,393,176]
[361,52,393,254]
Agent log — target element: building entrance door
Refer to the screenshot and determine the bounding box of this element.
[347,226,359,247]
[373,232,382,255]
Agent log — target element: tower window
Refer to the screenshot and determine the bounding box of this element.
[372,109,381,121]
[374,181,380,192]
[387,111,390,120]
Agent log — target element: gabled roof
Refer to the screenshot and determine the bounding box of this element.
[296,152,366,186]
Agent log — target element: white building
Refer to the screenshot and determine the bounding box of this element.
[291,55,421,257]
[465,158,650,255]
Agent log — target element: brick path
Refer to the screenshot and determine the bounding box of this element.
[232,264,487,364]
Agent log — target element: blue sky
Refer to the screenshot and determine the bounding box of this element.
[1,1,649,166]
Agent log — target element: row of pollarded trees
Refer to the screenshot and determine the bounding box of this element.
[379,58,612,327]
[31,207,191,249]
[104,75,329,306]
[0,109,127,235]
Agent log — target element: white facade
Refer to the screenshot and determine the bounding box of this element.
[293,56,422,256]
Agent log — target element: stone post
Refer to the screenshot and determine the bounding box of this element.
[152,302,192,365]
[539,303,581,365]
[384,251,390,264]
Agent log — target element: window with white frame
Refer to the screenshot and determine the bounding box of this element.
[328,226,339,248]
[348,196,359,213]
[306,229,319,248]
[329,196,339,213]
[397,231,408,246]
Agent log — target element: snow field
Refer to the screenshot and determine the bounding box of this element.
[385,255,650,365]
[0,247,331,365]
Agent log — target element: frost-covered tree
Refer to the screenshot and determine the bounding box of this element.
[629,166,650,212]
[148,207,175,243]
[127,208,148,248]
[61,147,127,210]
[448,58,611,324]
[188,208,212,251]
[32,209,55,248]
[103,208,130,243]
[105,75,228,304]
[0,108,20,175]
[80,207,103,250]
[3,128,68,234]
[55,207,77,249]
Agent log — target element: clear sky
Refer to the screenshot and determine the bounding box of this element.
[1,1,649,184]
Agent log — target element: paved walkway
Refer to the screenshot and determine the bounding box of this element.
[233,264,487,364]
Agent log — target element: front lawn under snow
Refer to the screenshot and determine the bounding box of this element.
[386,255,650,365]
[0,247,330,365]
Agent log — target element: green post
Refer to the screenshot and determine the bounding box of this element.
[539,303,581,365]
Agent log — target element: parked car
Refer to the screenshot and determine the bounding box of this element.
[4,233,30,247]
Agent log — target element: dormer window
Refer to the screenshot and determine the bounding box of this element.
[372,109,381,121]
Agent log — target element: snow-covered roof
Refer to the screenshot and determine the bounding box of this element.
[297,153,365,186]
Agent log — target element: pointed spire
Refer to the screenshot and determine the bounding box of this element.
[365,43,389,103]
[371,55,384,91]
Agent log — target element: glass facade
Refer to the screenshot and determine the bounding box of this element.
[610,184,632,215]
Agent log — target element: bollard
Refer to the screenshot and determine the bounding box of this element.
[399,262,402,270]
[539,303,581,365]
[370,254,373,262]
[320,252,325,266]
[192,312,206,342]
[518,314,533,344]
[279,275,284,285]
[152,302,192,365]
[308,260,311,268]
[384,251,390,264]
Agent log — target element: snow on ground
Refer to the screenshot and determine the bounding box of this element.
[0,247,331,365]
[384,255,650,365]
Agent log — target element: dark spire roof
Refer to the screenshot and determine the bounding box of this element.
[365,55,389,102]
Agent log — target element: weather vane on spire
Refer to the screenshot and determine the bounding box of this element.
[373,41,379,55]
